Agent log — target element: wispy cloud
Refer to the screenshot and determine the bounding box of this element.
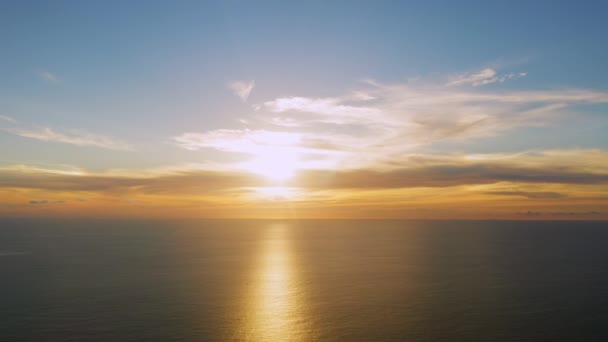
[174,66,608,176]
[1,116,133,151]
[0,115,17,123]
[39,71,60,84]
[446,68,527,87]
[0,165,263,194]
[264,97,381,118]
[9,127,134,151]
[173,129,301,152]
[242,70,608,170]
[229,80,255,101]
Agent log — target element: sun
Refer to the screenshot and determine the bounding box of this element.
[242,147,300,182]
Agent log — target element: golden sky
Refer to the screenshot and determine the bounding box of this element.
[2,148,607,219]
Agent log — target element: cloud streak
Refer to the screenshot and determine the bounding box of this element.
[0,115,16,123]
[8,127,134,151]
[173,129,301,152]
[1,115,134,151]
[264,97,381,118]
[483,191,566,199]
[446,68,527,87]
[30,199,65,205]
[519,210,601,217]
[0,167,263,194]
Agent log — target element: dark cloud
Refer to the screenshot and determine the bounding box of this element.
[295,165,608,189]
[2,161,608,196]
[518,211,543,216]
[551,211,601,216]
[0,170,264,194]
[29,200,64,205]
[518,210,601,217]
[484,191,566,199]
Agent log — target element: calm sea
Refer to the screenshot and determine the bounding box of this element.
[1,219,607,341]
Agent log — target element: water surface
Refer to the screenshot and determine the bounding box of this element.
[1,219,607,341]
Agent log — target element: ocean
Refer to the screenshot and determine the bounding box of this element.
[1,219,607,341]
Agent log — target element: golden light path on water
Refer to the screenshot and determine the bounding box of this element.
[239,223,312,341]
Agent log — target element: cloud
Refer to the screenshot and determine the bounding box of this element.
[0,167,263,194]
[176,66,608,175]
[292,149,608,189]
[296,164,608,190]
[40,71,60,84]
[484,191,566,199]
[447,68,527,87]
[9,127,134,151]
[268,117,304,127]
[3,149,608,194]
[171,129,345,172]
[1,116,133,151]
[519,210,543,216]
[264,97,381,118]
[229,80,255,101]
[447,68,497,86]
[173,129,301,152]
[0,115,16,123]
[551,211,601,216]
[29,200,65,205]
[1,153,606,219]
[518,210,601,217]
[246,72,608,171]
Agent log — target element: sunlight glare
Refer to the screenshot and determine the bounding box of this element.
[235,131,302,182]
[242,146,300,182]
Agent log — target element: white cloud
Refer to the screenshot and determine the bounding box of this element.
[349,91,377,101]
[40,71,60,84]
[229,80,255,101]
[10,127,134,151]
[264,97,381,118]
[269,117,303,127]
[176,65,608,172]
[447,68,497,86]
[447,68,526,87]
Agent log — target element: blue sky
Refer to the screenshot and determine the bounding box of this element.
[1,1,608,218]
[1,2,607,163]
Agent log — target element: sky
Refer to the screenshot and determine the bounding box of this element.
[1,0,608,219]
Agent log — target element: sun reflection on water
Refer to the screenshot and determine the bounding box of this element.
[240,223,310,341]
